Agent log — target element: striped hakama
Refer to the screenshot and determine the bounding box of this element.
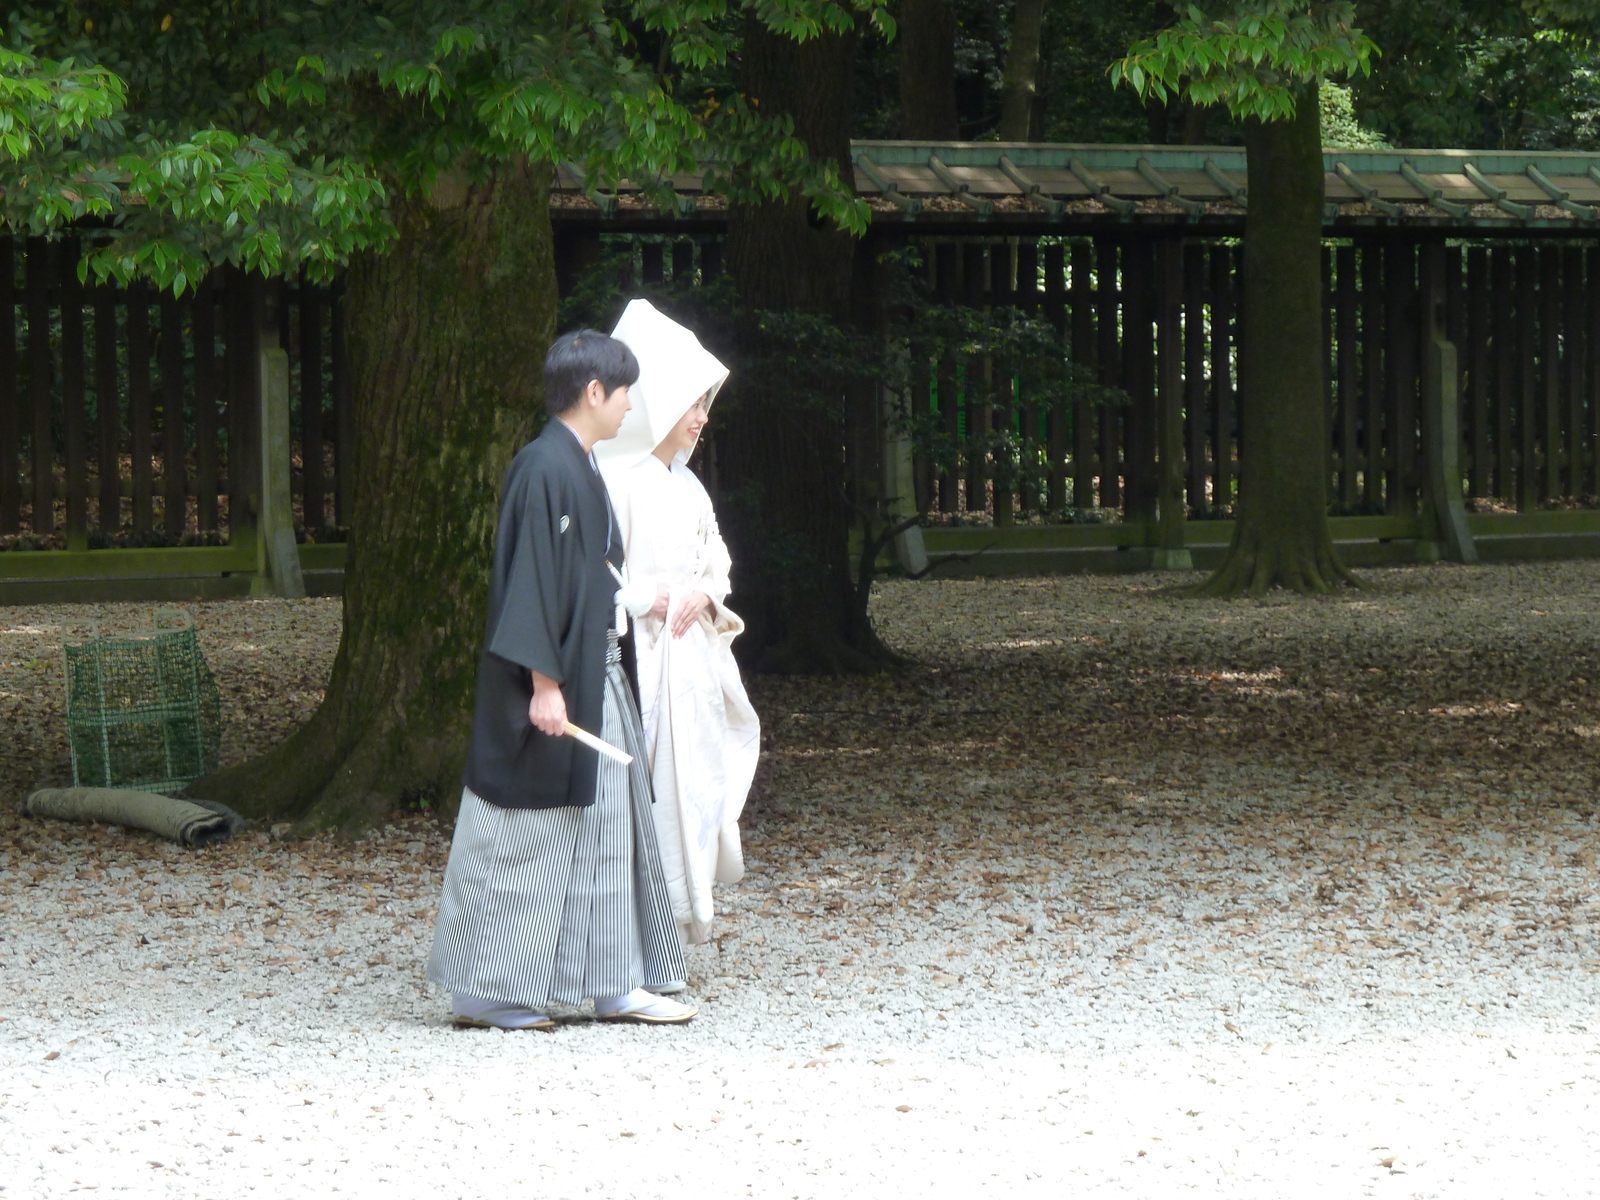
[427,635,686,1007]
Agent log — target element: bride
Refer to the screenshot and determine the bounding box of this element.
[599,299,760,946]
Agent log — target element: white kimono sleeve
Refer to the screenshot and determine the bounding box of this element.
[681,467,736,626]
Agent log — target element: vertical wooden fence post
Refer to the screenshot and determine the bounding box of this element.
[1465,247,1489,501]
[27,238,54,536]
[1068,241,1095,510]
[331,283,352,527]
[1541,246,1562,502]
[1491,246,1514,500]
[253,285,305,599]
[1183,241,1207,516]
[300,280,326,533]
[1042,241,1067,514]
[961,242,989,517]
[935,242,959,515]
[1209,245,1235,514]
[1321,245,1335,502]
[1359,241,1385,510]
[1121,239,1157,529]
[0,239,16,535]
[1515,247,1538,510]
[1153,238,1191,569]
[193,274,219,532]
[641,242,664,285]
[992,239,1018,524]
[1095,237,1122,512]
[1564,246,1587,497]
[671,240,695,283]
[847,232,885,539]
[1014,237,1040,519]
[60,241,88,551]
[127,286,154,532]
[93,282,120,536]
[1387,240,1418,518]
[1334,245,1359,509]
[1420,239,1476,564]
[226,268,262,561]
[158,295,187,540]
[1590,246,1600,502]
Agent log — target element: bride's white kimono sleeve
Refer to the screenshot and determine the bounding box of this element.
[609,457,760,945]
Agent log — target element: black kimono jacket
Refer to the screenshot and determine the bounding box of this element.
[463,420,626,810]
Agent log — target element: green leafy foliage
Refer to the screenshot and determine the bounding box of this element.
[1319,80,1385,147]
[855,0,1600,150]
[1110,2,1377,123]
[0,42,390,293]
[1523,0,1600,24]
[0,46,122,160]
[1352,1,1600,149]
[4,1,893,293]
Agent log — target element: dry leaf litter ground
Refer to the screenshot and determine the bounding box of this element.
[3,563,1600,1197]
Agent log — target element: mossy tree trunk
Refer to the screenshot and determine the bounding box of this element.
[1195,87,1355,597]
[194,162,557,832]
[721,20,895,673]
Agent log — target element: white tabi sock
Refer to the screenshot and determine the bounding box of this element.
[594,987,695,1018]
[451,992,550,1029]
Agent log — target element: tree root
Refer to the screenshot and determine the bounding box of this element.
[186,688,467,837]
[752,621,903,675]
[1188,530,1359,599]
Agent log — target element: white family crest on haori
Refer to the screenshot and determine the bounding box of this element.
[598,299,758,945]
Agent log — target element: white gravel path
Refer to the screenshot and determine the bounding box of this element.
[5,565,1600,1197]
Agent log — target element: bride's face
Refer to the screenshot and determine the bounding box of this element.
[660,394,710,458]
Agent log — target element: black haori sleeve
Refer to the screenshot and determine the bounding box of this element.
[463,428,611,811]
[486,455,567,681]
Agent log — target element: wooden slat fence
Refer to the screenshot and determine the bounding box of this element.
[906,235,1600,524]
[7,228,1598,567]
[0,236,345,549]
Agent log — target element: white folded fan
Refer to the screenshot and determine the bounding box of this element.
[563,721,632,765]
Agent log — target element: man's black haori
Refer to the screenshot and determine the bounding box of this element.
[463,420,626,809]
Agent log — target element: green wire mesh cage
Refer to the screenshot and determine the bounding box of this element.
[62,609,222,794]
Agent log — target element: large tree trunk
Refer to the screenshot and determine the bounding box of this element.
[720,21,888,673]
[898,0,959,140]
[1196,88,1353,597]
[997,0,1045,141]
[195,162,557,831]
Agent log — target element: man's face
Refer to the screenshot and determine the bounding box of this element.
[595,383,632,440]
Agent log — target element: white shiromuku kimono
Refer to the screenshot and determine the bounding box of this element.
[600,300,760,946]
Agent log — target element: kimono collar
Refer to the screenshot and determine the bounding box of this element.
[540,417,615,554]
[553,416,602,474]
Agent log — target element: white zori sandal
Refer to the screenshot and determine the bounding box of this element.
[451,993,556,1032]
[595,987,698,1024]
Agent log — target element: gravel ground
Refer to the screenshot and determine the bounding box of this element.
[4,563,1600,1197]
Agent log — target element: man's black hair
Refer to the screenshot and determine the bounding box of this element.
[543,329,640,417]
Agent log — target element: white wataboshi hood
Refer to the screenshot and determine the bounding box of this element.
[595,299,732,467]
[596,298,730,468]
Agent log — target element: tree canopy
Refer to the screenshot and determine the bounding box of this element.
[846,1,1600,149]
[1110,1,1377,121]
[4,2,892,294]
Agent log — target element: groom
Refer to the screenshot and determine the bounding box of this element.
[426,329,694,1029]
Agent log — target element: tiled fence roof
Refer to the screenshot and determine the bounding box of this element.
[552,141,1600,233]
